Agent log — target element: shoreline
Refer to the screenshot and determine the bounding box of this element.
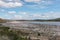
[0,22,60,40]
[1,22,60,35]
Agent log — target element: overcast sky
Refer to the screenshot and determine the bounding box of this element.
[0,0,60,20]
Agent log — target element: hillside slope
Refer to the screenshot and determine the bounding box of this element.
[0,18,7,23]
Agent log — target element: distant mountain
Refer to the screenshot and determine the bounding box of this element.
[15,18,60,21]
[34,18,60,21]
[51,18,60,21]
[0,18,60,22]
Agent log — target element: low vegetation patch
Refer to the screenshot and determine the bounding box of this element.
[0,26,28,40]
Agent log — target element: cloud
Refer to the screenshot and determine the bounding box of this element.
[19,12,27,15]
[21,12,27,15]
[0,0,23,8]
[13,15,23,19]
[11,12,49,20]
[4,0,13,1]
[11,11,60,20]
[24,0,41,3]
[0,0,53,8]
[2,11,60,20]
[24,0,53,9]
[29,12,60,19]
[31,13,49,19]
[24,0,53,4]
[42,12,60,19]
[8,11,16,14]
[16,12,30,19]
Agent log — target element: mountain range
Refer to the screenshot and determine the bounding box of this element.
[0,18,60,23]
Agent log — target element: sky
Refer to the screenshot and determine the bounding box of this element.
[0,0,60,20]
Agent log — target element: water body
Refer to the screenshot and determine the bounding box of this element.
[2,21,60,27]
[29,21,60,26]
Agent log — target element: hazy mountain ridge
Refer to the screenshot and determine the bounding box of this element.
[0,18,60,23]
[34,18,60,21]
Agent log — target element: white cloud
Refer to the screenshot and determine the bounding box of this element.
[30,12,60,19]
[16,12,60,19]
[24,0,53,4]
[13,15,23,19]
[32,14,41,17]
[8,11,16,14]
[0,0,23,8]
[24,0,54,9]
[25,5,47,9]
[5,11,60,20]
[31,13,49,19]
[24,0,41,3]
[19,12,28,15]
[22,12,27,15]
[41,0,53,4]
[42,12,60,19]
[5,0,13,1]
[0,0,53,8]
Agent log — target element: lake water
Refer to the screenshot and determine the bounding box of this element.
[29,21,60,26]
[2,21,60,27]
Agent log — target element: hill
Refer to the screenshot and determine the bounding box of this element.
[0,18,7,23]
[0,18,60,22]
[34,18,60,21]
[51,18,60,21]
